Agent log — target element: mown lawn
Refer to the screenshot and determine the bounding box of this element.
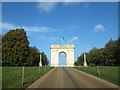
[2,66,53,88]
[74,66,119,85]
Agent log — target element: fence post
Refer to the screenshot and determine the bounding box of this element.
[39,67,41,74]
[97,65,100,76]
[22,66,24,85]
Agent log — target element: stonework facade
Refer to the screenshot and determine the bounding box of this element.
[51,44,74,67]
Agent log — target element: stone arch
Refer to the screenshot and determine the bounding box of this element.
[59,51,67,67]
[50,44,74,67]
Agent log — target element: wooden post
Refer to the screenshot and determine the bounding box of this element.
[39,67,40,73]
[22,66,24,85]
[97,65,100,76]
[44,65,46,74]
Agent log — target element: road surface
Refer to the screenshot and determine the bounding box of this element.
[28,67,118,88]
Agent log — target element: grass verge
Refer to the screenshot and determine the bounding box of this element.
[2,66,53,88]
[74,66,119,85]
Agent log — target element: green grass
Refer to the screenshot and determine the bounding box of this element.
[2,66,53,88]
[0,67,2,90]
[74,66,119,85]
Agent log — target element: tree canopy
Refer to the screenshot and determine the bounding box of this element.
[41,52,49,66]
[75,38,120,66]
[2,29,49,66]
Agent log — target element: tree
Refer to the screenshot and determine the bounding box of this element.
[86,38,119,66]
[77,53,84,66]
[41,52,49,66]
[74,61,78,66]
[2,29,29,66]
[114,37,120,66]
[75,53,89,66]
[88,47,102,66]
[27,46,40,66]
[2,28,49,66]
[104,39,116,66]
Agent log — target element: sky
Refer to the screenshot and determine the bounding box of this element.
[2,2,118,65]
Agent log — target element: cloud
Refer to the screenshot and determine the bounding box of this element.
[1,22,18,33]
[63,2,80,6]
[23,26,56,33]
[36,0,119,2]
[36,2,84,13]
[36,35,58,42]
[2,22,17,30]
[1,22,56,33]
[37,2,58,13]
[63,0,84,2]
[67,36,79,44]
[94,24,105,32]
[1,22,58,42]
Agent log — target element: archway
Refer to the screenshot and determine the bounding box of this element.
[59,52,66,67]
[50,44,74,67]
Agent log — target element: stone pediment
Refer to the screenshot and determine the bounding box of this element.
[51,44,74,49]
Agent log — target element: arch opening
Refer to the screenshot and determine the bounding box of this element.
[59,52,66,67]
